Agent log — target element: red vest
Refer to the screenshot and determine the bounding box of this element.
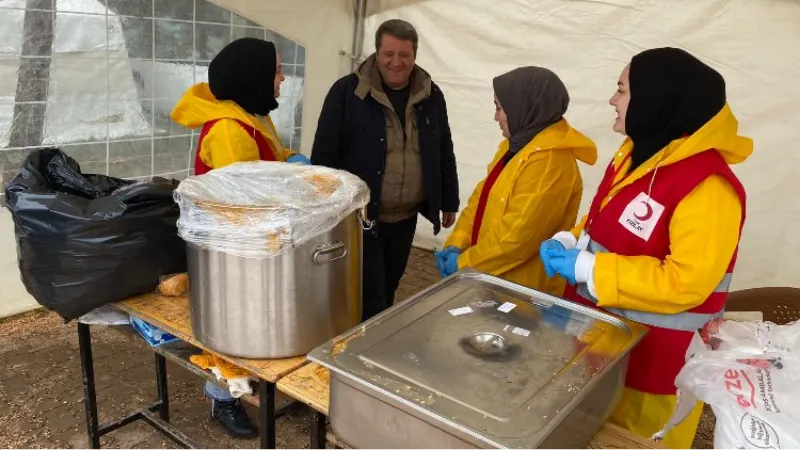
[471,151,511,245]
[194,118,276,175]
[564,150,746,395]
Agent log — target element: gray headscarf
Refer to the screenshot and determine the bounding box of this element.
[493,66,570,154]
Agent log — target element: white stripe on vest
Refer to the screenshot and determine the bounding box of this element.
[574,233,728,331]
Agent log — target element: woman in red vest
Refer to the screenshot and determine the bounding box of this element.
[172,37,309,176]
[540,48,753,448]
[171,38,308,439]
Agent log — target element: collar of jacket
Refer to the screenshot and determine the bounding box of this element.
[354,53,432,108]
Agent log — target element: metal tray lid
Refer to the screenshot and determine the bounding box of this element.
[308,270,647,448]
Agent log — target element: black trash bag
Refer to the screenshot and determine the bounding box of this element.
[4,148,187,321]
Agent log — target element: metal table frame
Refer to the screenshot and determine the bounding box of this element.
[77,322,289,449]
[309,410,327,449]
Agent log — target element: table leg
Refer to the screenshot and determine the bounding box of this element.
[154,353,170,422]
[78,322,101,449]
[76,321,199,448]
[309,410,327,449]
[259,381,276,449]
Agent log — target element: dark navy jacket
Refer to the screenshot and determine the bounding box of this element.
[310,70,459,235]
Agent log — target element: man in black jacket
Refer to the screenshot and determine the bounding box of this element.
[311,19,459,321]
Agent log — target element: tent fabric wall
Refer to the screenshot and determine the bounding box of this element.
[211,0,357,155]
[364,0,800,291]
[1,0,797,318]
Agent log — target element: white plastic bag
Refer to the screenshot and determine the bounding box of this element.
[77,305,130,325]
[655,319,800,449]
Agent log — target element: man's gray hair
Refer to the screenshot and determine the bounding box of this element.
[375,19,418,54]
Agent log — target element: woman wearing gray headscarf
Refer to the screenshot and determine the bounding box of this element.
[435,67,598,296]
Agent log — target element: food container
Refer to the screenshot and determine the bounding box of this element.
[174,161,372,359]
[308,269,648,448]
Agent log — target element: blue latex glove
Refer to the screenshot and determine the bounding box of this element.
[540,239,565,278]
[434,251,447,276]
[439,246,461,255]
[434,247,461,278]
[546,247,581,285]
[287,154,311,165]
[441,251,460,277]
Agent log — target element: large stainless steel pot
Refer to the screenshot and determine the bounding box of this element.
[309,270,648,449]
[187,212,364,359]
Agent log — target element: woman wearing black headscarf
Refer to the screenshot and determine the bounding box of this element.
[172,37,309,440]
[541,48,753,447]
[435,66,597,295]
[172,37,309,176]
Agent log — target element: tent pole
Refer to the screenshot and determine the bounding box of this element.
[351,0,367,72]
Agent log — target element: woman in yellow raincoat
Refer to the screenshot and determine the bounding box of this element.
[171,37,308,174]
[171,37,308,439]
[435,66,597,295]
[541,48,752,448]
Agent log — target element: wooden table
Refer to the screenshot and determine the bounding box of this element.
[277,363,663,449]
[116,294,307,384]
[77,293,308,449]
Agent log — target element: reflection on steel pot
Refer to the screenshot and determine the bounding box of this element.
[309,270,648,449]
[188,212,363,359]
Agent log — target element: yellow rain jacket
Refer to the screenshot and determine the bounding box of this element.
[568,104,753,448]
[171,82,296,167]
[445,119,597,295]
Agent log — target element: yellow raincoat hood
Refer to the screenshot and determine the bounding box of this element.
[446,118,597,296]
[615,104,752,182]
[525,118,598,165]
[172,82,266,132]
[171,82,293,167]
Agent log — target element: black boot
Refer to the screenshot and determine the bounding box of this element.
[210,398,259,439]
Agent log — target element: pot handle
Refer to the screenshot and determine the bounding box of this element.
[357,207,375,231]
[313,241,347,265]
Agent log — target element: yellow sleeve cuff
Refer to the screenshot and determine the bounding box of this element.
[457,251,471,270]
[445,231,471,251]
[594,252,620,308]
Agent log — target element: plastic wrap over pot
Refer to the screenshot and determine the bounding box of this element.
[174,161,371,258]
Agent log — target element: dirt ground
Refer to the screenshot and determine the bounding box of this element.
[0,247,715,449]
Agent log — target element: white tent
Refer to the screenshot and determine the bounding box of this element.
[369,0,800,294]
[358,0,800,293]
[2,0,799,317]
[223,0,800,292]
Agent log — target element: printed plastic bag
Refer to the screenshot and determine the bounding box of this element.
[4,148,187,321]
[655,318,800,449]
[130,316,179,347]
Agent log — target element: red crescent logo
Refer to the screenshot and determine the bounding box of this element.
[634,201,653,221]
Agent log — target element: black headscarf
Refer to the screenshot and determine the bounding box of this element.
[626,47,726,171]
[493,66,570,154]
[208,38,279,116]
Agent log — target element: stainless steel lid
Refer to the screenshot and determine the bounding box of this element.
[309,270,647,448]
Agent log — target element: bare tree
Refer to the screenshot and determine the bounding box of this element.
[7,0,55,148]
